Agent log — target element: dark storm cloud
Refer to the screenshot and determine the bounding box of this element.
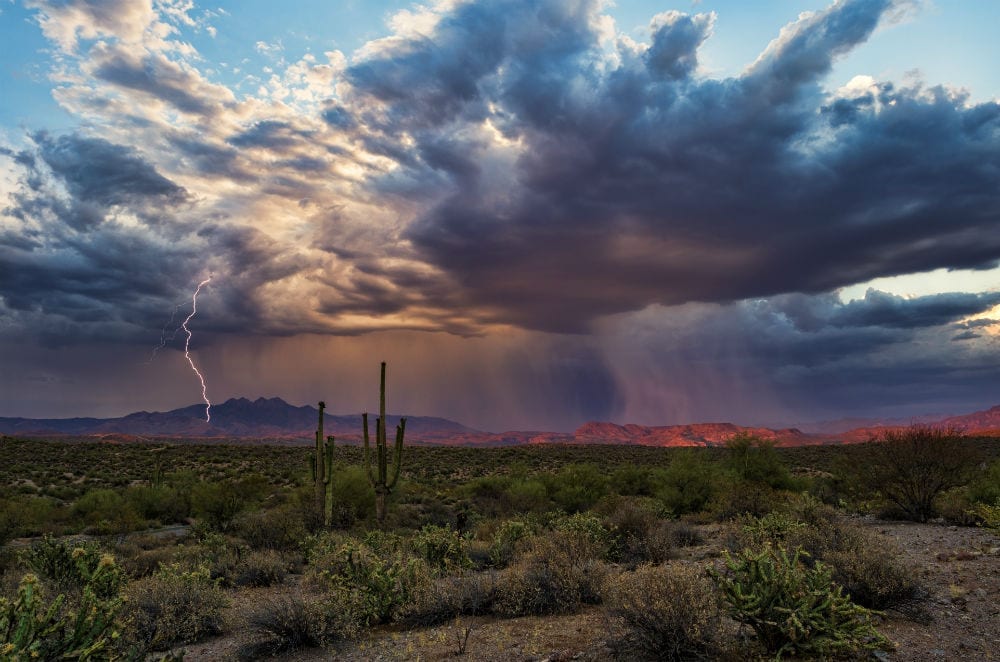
[34,132,187,211]
[0,133,302,345]
[772,289,1000,331]
[335,0,1000,332]
[603,288,1000,424]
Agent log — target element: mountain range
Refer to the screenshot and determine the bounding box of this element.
[2,397,1000,447]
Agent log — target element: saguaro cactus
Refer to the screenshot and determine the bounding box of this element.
[363,362,405,526]
[310,401,335,527]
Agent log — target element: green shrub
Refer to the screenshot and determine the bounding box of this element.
[976,501,1000,531]
[121,563,228,652]
[232,505,308,551]
[504,477,550,513]
[307,538,430,625]
[546,464,607,513]
[608,463,659,497]
[551,512,612,558]
[487,517,538,568]
[325,466,376,529]
[968,459,1000,506]
[71,489,143,534]
[603,563,720,661]
[410,525,471,576]
[124,485,189,525]
[710,545,891,659]
[655,451,716,515]
[191,476,268,532]
[734,511,806,551]
[0,573,121,661]
[724,434,794,489]
[935,488,981,527]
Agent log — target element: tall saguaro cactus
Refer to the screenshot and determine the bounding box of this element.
[363,362,406,527]
[310,401,335,527]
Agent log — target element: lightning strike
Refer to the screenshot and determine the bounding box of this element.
[182,277,213,422]
[147,302,184,363]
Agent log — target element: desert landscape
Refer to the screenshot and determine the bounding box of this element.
[2,389,999,659]
[3,0,1000,658]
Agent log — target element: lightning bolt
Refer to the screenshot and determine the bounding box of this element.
[182,277,213,422]
[147,302,184,363]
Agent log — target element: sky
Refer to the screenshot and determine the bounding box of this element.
[1,0,999,432]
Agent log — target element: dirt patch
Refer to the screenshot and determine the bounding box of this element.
[871,519,1000,661]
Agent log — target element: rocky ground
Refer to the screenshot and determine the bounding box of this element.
[174,518,1000,661]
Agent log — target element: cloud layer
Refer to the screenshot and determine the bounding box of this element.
[1,0,999,425]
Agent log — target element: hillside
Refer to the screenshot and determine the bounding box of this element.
[2,398,999,446]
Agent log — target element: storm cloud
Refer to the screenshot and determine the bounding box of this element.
[331,0,1000,331]
[2,0,999,428]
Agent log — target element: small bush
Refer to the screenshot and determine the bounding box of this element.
[233,549,289,588]
[546,464,607,513]
[488,518,537,568]
[603,563,720,661]
[494,532,607,617]
[968,459,1000,506]
[121,563,228,652]
[656,451,716,515]
[410,524,471,576]
[822,534,924,614]
[238,594,357,660]
[935,488,981,527]
[400,571,498,626]
[710,545,892,659]
[71,489,143,534]
[191,476,268,532]
[551,512,613,558]
[307,538,430,625]
[600,496,669,565]
[232,505,308,550]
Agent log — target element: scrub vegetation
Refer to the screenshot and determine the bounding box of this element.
[0,427,997,659]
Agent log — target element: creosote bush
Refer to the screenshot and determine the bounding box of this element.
[603,563,721,661]
[399,571,498,626]
[494,531,607,617]
[121,563,228,652]
[410,524,471,576]
[306,535,431,626]
[238,594,358,660]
